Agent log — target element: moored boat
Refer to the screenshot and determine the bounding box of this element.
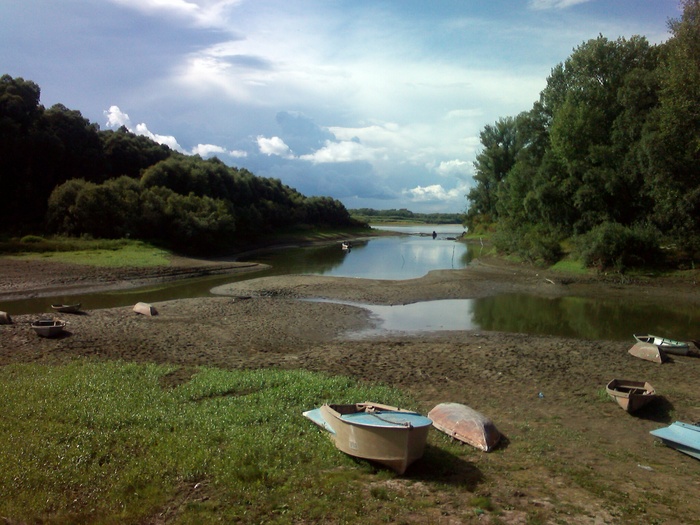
[606,379,657,413]
[628,342,668,364]
[31,319,67,338]
[650,421,700,460]
[428,402,501,452]
[305,402,432,474]
[51,303,81,313]
[633,334,690,355]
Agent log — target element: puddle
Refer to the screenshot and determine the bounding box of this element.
[306,298,478,338]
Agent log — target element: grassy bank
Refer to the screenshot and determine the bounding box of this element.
[0,361,472,524]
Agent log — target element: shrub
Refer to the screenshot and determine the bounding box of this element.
[574,222,663,271]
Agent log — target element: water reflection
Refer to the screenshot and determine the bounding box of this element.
[340,294,699,342]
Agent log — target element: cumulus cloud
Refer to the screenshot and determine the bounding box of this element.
[256,136,294,158]
[299,140,379,164]
[108,0,239,29]
[404,183,468,204]
[435,159,472,177]
[104,105,246,159]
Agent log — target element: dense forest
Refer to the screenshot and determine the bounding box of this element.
[466,0,700,270]
[0,77,364,254]
[349,208,464,224]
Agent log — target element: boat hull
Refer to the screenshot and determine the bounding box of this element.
[606,379,656,413]
[133,302,158,316]
[650,422,700,460]
[31,320,66,338]
[633,334,689,356]
[318,402,432,474]
[628,342,667,363]
[428,402,501,452]
[51,303,81,313]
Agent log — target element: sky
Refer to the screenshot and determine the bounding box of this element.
[1,0,682,213]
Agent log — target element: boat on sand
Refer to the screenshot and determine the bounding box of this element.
[428,402,501,452]
[304,402,432,474]
[650,421,700,460]
[628,342,667,363]
[633,334,690,355]
[133,302,158,316]
[31,319,67,338]
[51,303,81,313]
[606,379,657,413]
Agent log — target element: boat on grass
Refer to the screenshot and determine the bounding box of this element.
[304,402,432,474]
[628,342,667,364]
[31,319,67,338]
[606,379,657,413]
[428,402,501,452]
[650,421,700,460]
[633,334,690,355]
[51,303,81,313]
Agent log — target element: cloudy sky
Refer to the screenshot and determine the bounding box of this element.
[1,0,680,213]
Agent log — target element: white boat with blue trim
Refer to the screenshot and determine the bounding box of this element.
[304,402,432,474]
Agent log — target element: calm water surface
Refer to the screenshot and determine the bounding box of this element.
[2,224,698,342]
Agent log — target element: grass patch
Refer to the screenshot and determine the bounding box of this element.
[1,237,170,267]
[0,360,427,524]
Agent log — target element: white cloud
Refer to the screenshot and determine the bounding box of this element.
[435,159,472,177]
[529,0,592,10]
[108,0,240,29]
[134,123,183,152]
[404,183,468,203]
[299,140,379,164]
[256,136,294,158]
[191,144,247,158]
[104,105,131,128]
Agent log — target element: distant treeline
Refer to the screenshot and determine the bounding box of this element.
[350,208,465,225]
[0,75,364,254]
[466,1,700,270]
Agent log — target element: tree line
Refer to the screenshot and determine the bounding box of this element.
[350,208,465,224]
[0,75,364,254]
[465,0,700,270]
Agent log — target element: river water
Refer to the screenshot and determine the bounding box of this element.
[2,225,698,342]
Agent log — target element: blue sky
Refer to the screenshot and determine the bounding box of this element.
[1,0,680,213]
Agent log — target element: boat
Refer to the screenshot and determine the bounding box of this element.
[427,402,501,452]
[628,342,668,364]
[51,303,81,313]
[133,302,158,316]
[633,334,690,356]
[0,311,11,325]
[650,421,700,460]
[606,379,657,413]
[304,402,432,474]
[341,242,351,250]
[31,319,67,338]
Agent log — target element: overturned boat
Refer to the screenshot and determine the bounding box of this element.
[428,402,501,452]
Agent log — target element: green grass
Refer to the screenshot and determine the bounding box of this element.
[1,237,170,267]
[0,360,434,524]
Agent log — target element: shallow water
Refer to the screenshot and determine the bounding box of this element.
[2,225,698,342]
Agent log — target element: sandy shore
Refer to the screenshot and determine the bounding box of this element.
[2,254,700,523]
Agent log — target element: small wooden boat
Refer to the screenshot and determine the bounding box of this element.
[51,303,81,313]
[304,402,432,474]
[428,402,501,452]
[133,302,158,316]
[650,421,700,460]
[0,311,11,325]
[633,334,690,355]
[341,242,351,250]
[606,379,657,413]
[628,342,668,364]
[31,319,67,338]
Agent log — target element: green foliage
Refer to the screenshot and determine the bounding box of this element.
[466,6,700,266]
[0,361,419,524]
[573,222,663,271]
[493,221,563,265]
[351,208,464,225]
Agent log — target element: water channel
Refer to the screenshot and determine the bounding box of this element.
[2,224,698,342]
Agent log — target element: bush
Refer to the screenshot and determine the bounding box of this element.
[493,222,563,265]
[574,222,663,271]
